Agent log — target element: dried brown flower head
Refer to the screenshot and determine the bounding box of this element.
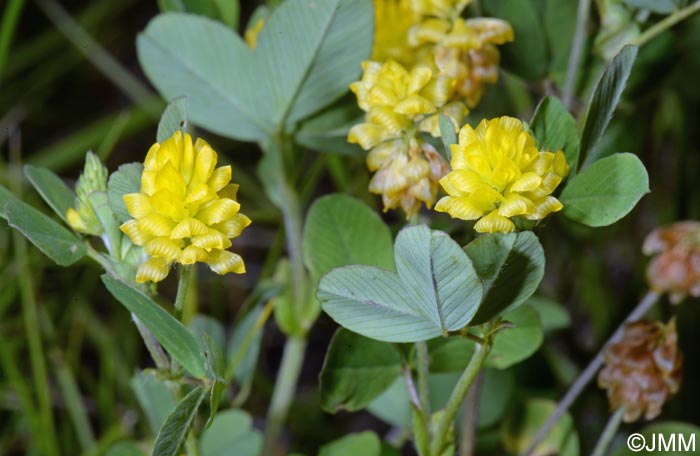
[598,319,683,423]
[643,221,700,303]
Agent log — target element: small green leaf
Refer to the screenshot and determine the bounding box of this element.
[464,232,545,324]
[102,275,208,379]
[4,199,86,266]
[130,371,177,433]
[107,163,143,224]
[319,432,382,456]
[560,152,649,227]
[527,295,571,331]
[530,97,580,176]
[318,226,482,342]
[152,387,207,456]
[502,398,579,456]
[438,114,457,161]
[200,410,262,456]
[303,194,394,284]
[189,315,226,352]
[226,305,265,385]
[320,328,402,412]
[24,165,75,223]
[482,0,548,81]
[477,368,515,429]
[157,97,189,143]
[543,0,577,84]
[487,305,543,369]
[580,45,638,167]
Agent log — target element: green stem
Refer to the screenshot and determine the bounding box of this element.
[174,264,193,321]
[634,1,700,47]
[429,340,491,456]
[416,341,431,417]
[262,336,308,454]
[53,351,96,451]
[563,0,592,110]
[590,407,625,456]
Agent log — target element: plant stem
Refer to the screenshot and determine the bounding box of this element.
[133,316,170,370]
[174,264,193,321]
[634,1,700,47]
[262,336,307,454]
[53,351,96,452]
[563,0,592,110]
[430,340,491,456]
[591,407,625,456]
[416,341,431,417]
[459,372,483,456]
[522,291,660,456]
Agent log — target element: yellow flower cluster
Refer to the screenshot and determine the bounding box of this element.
[373,0,514,107]
[348,60,462,218]
[435,117,569,233]
[351,0,514,218]
[120,132,251,283]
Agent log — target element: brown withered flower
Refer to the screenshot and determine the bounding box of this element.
[598,319,683,423]
[643,221,700,303]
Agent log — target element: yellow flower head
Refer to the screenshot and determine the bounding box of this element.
[435,117,569,233]
[120,132,251,283]
[410,0,472,18]
[412,17,514,107]
[372,0,419,66]
[348,60,462,149]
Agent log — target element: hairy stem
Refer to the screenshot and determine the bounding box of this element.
[174,264,193,322]
[522,291,660,456]
[591,407,625,456]
[430,339,491,456]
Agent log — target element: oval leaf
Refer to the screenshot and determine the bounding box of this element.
[4,199,86,266]
[101,275,207,379]
[200,410,262,456]
[152,386,207,456]
[319,432,382,456]
[318,226,482,342]
[24,165,75,223]
[560,152,649,227]
[580,45,638,167]
[303,194,394,283]
[320,328,402,412]
[465,232,545,324]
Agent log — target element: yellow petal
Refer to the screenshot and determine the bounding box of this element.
[498,193,534,217]
[149,190,186,221]
[474,210,515,233]
[192,141,217,184]
[179,245,207,264]
[66,208,88,233]
[434,196,490,220]
[141,170,157,196]
[136,213,176,237]
[214,213,251,238]
[348,123,389,150]
[207,166,232,192]
[143,143,162,171]
[206,250,245,275]
[197,198,241,225]
[123,193,153,218]
[120,219,152,246]
[136,257,171,283]
[526,196,563,220]
[145,237,183,260]
[184,183,216,207]
[218,184,239,201]
[191,229,231,250]
[171,217,209,239]
[180,132,195,183]
[510,172,542,192]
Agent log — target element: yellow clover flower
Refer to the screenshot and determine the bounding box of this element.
[120,131,251,283]
[348,59,466,218]
[435,117,569,233]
